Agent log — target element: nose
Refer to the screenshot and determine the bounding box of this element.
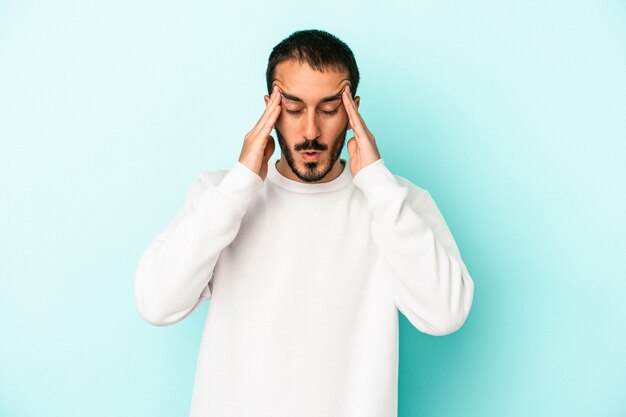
[302,110,321,141]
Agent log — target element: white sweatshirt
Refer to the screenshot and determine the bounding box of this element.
[135,157,474,417]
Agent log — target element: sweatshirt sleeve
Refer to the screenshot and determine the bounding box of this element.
[353,158,475,336]
[134,161,264,326]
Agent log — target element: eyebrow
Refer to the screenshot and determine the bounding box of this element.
[280,89,343,105]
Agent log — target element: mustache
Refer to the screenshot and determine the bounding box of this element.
[294,140,327,152]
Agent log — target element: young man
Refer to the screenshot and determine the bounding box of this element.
[135,29,475,417]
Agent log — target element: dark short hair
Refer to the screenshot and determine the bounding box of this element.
[265,29,360,98]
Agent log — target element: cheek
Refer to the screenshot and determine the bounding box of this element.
[275,115,294,132]
[322,114,348,132]
[274,117,303,145]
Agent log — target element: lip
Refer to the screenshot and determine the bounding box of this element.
[302,151,321,161]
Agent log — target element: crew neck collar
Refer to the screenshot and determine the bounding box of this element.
[267,158,353,193]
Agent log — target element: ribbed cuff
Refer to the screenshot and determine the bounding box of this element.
[214,161,264,209]
[352,159,402,207]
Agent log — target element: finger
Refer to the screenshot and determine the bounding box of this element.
[254,89,282,139]
[251,86,282,137]
[342,86,365,131]
[255,85,281,125]
[346,87,375,139]
[344,86,372,136]
[257,100,282,139]
[341,86,357,131]
[251,85,281,129]
[342,87,369,140]
[262,135,276,161]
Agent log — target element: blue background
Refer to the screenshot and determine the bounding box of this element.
[1,1,624,416]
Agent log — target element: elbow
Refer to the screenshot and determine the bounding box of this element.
[400,272,475,337]
[134,270,185,327]
[135,298,195,327]
[431,274,475,336]
[135,278,198,326]
[134,265,170,326]
[134,251,185,326]
[135,302,176,327]
[135,292,178,326]
[134,267,209,327]
[427,310,471,336]
[396,297,473,337]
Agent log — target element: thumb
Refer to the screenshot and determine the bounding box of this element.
[346,137,357,158]
[263,135,275,161]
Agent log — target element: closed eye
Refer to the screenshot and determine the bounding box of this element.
[286,109,338,116]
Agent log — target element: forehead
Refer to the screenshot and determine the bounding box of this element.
[273,60,349,103]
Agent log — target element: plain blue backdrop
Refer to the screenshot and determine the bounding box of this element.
[1,1,624,416]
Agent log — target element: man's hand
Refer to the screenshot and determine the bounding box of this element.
[238,85,282,180]
[342,85,381,177]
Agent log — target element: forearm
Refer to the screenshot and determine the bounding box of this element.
[134,162,263,326]
[372,198,474,335]
[354,159,475,336]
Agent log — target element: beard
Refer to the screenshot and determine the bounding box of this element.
[274,123,349,183]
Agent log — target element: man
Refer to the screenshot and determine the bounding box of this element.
[135,29,474,417]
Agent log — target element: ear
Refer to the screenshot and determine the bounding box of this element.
[264,95,270,105]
